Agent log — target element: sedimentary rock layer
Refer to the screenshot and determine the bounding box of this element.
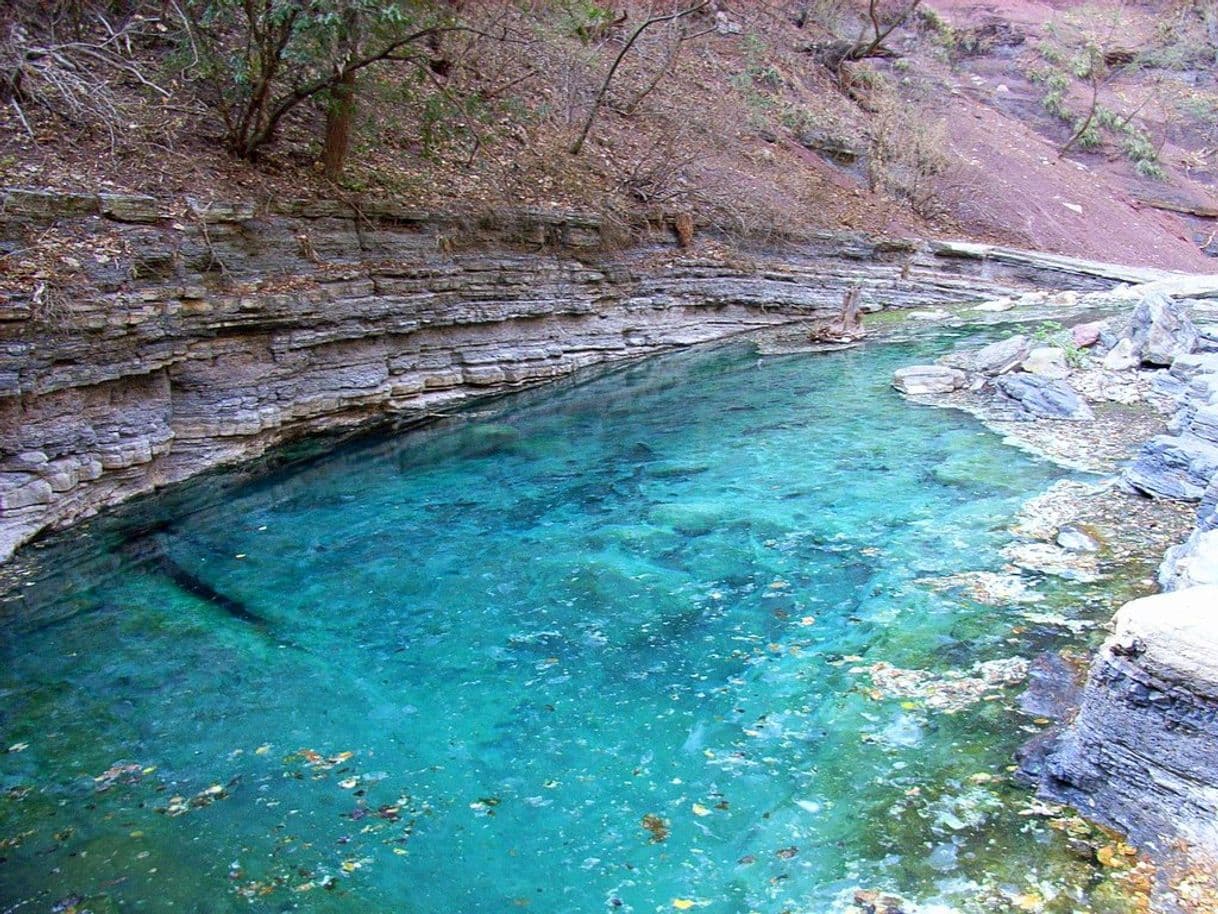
[0,189,1177,560]
[1040,587,1218,861]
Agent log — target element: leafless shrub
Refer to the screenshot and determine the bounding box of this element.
[0,9,168,151]
[866,83,950,215]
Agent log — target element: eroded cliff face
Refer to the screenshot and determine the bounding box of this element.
[1038,588,1218,911]
[0,188,1176,561]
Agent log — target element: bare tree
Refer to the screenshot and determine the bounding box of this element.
[569,0,711,156]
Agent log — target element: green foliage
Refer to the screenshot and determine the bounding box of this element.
[555,0,616,44]
[172,0,453,159]
[1177,93,1218,126]
[1032,321,1086,367]
[730,32,784,125]
[1073,120,1101,149]
[1036,39,1065,65]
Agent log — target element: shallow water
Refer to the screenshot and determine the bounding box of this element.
[1,337,1135,913]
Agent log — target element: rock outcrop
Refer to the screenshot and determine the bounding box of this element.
[1038,587,1218,861]
[993,373,1094,420]
[0,189,1193,561]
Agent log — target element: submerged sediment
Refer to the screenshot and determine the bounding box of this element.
[892,286,1218,912]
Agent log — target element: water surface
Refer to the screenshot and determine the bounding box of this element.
[1,338,1132,912]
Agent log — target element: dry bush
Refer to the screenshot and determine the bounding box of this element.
[0,3,169,151]
[865,79,950,215]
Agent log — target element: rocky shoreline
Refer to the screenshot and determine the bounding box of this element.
[0,187,1189,563]
[892,282,1218,913]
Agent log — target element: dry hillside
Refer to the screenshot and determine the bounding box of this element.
[1,0,1216,270]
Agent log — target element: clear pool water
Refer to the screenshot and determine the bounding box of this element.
[0,338,1135,913]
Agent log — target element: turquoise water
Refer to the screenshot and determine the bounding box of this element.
[1,339,1129,913]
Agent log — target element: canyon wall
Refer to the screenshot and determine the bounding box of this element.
[0,188,1175,561]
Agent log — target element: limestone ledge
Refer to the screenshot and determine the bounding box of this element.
[1041,587,1218,865]
[0,187,1188,561]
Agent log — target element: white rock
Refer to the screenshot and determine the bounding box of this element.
[1022,346,1071,380]
[1164,530,1218,590]
[1057,525,1100,553]
[1103,338,1138,371]
[892,365,966,395]
[908,308,952,321]
[1112,586,1218,694]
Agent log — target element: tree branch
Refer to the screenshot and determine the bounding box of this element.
[569,0,710,156]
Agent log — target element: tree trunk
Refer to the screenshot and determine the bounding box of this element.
[322,68,356,180]
[322,3,360,180]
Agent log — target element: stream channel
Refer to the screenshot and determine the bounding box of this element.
[0,328,1155,913]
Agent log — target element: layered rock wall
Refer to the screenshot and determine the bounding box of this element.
[1040,588,1218,862]
[0,188,1176,560]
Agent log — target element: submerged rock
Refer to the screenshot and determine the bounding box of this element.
[992,374,1094,421]
[1003,541,1101,582]
[861,656,1029,713]
[1056,525,1100,553]
[892,365,966,395]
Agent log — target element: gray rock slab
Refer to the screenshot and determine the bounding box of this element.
[940,334,1029,375]
[1124,434,1218,500]
[993,374,1094,420]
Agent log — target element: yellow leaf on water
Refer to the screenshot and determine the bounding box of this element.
[672,900,696,910]
[1012,892,1042,911]
[691,803,711,817]
[255,744,271,756]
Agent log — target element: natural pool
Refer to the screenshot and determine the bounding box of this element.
[1,335,1145,913]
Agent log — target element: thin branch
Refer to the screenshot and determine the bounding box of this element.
[569,0,710,156]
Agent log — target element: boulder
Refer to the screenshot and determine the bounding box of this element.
[1101,337,1138,371]
[1071,321,1105,348]
[1201,477,1218,531]
[993,374,1094,421]
[1038,586,1218,869]
[1169,351,1218,383]
[1195,323,1218,352]
[892,365,966,395]
[1160,529,1218,591]
[1123,434,1218,500]
[1123,292,1199,365]
[941,334,1029,375]
[1021,346,1070,380]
